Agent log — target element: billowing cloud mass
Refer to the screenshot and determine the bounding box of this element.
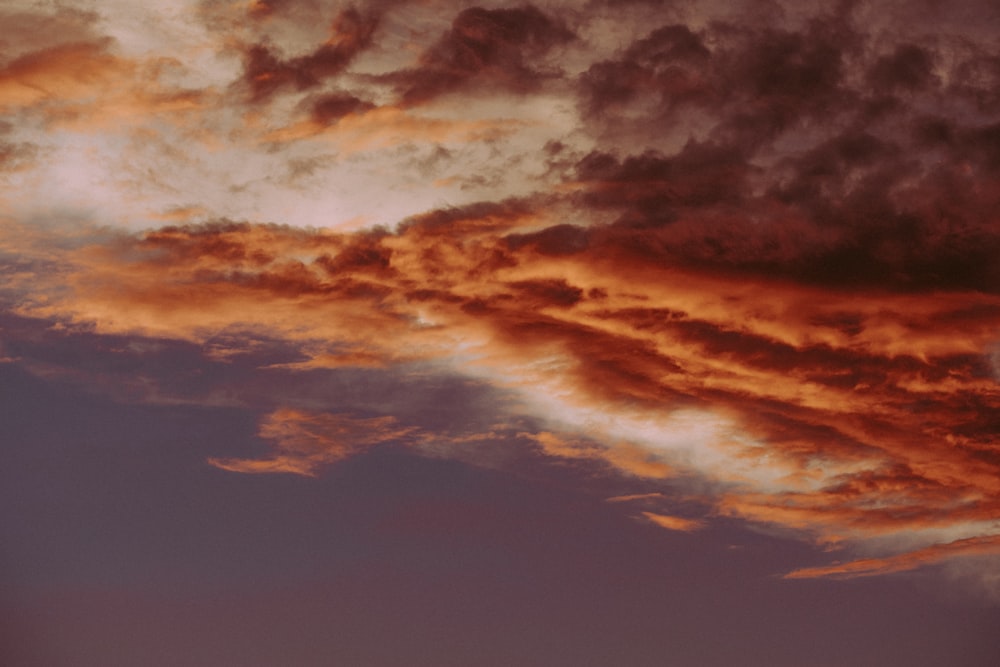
[4,0,1000,595]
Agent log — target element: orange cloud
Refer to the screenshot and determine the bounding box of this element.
[525,431,674,479]
[0,36,212,134]
[5,0,1000,593]
[784,535,1000,579]
[149,205,210,223]
[606,493,665,503]
[642,511,705,532]
[0,41,128,109]
[208,408,417,476]
[260,105,530,152]
[7,195,1000,581]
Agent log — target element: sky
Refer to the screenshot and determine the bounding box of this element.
[2,0,1000,664]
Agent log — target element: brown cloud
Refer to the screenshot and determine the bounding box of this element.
[238,6,379,102]
[867,43,937,91]
[392,5,574,106]
[307,91,376,125]
[579,23,713,118]
[571,6,1000,299]
[579,13,856,146]
[0,7,102,62]
[561,140,1000,294]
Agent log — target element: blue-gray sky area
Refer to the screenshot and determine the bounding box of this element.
[3,1,1000,664]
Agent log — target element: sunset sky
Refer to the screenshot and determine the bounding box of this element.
[3,0,1000,664]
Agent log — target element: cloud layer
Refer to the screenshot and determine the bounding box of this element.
[4,0,1000,587]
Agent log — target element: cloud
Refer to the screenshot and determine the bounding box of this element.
[0,138,37,173]
[0,12,211,139]
[391,5,574,105]
[579,23,712,119]
[642,511,704,532]
[260,104,528,152]
[605,492,664,503]
[525,431,674,479]
[0,6,103,61]
[785,535,1000,579]
[237,6,380,103]
[3,0,1000,590]
[306,91,375,124]
[208,408,417,476]
[867,43,937,91]
[0,39,130,110]
[11,202,999,576]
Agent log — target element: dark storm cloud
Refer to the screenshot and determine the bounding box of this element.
[580,14,855,143]
[562,3,1000,294]
[392,5,574,105]
[579,23,713,118]
[727,19,852,121]
[867,43,937,91]
[572,142,751,224]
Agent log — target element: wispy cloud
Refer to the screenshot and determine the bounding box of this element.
[785,535,1000,580]
[208,408,417,476]
[642,511,704,532]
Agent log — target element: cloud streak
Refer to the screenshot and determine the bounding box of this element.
[785,535,1000,580]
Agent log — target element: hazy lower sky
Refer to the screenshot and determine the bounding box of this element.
[3,1,1000,664]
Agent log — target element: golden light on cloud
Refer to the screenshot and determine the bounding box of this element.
[784,535,1000,580]
[208,408,417,477]
[7,208,997,585]
[0,41,129,109]
[642,511,704,532]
